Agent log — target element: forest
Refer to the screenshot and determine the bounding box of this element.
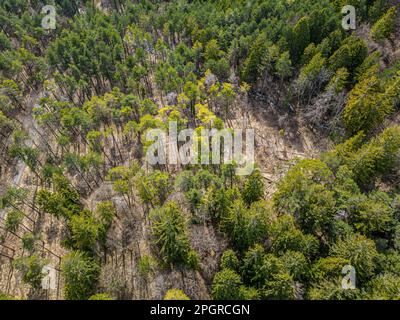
[0,0,400,300]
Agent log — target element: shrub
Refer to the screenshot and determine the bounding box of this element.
[263,272,297,300]
[88,293,114,300]
[370,7,397,42]
[297,53,329,97]
[5,210,24,232]
[328,36,368,75]
[310,257,350,282]
[21,233,36,251]
[242,168,264,206]
[13,255,47,289]
[61,251,100,300]
[330,234,378,283]
[164,289,190,300]
[220,249,240,271]
[68,211,103,251]
[280,251,309,282]
[221,200,268,251]
[138,255,157,278]
[150,201,197,268]
[308,279,361,300]
[212,268,243,300]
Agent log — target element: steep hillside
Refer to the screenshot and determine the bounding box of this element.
[1,0,400,301]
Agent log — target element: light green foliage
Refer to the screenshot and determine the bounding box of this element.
[365,274,400,300]
[239,286,260,300]
[202,186,237,222]
[0,292,17,300]
[220,249,240,271]
[347,126,400,186]
[4,209,23,232]
[330,234,378,283]
[371,7,397,42]
[346,191,394,236]
[61,251,100,300]
[343,75,392,135]
[280,251,309,282]
[297,52,327,96]
[2,0,400,302]
[175,170,197,193]
[263,272,297,300]
[137,170,172,206]
[311,257,350,283]
[204,39,223,61]
[68,210,104,251]
[95,201,116,228]
[275,51,293,79]
[308,279,361,300]
[138,255,158,278]
[164,289,190,300]
[354,51,381,82]
[36,174,82,219]
[13,255,47,289]
[88,293,115,300]
[241,244,272,287]
[327,67,349,93]
[212,268,243,300]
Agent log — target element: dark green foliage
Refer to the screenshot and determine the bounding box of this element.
[21,233,37,251]
[269,215,319,258]
[273,159,336,237]
[221,200,269,252]
[328,36,368,76]
[150,201,198,268]
[288,16,311,64]
[2,0,400,302]
[242,168,264,206]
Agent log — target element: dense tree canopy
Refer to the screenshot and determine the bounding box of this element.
[1,0,400,302]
